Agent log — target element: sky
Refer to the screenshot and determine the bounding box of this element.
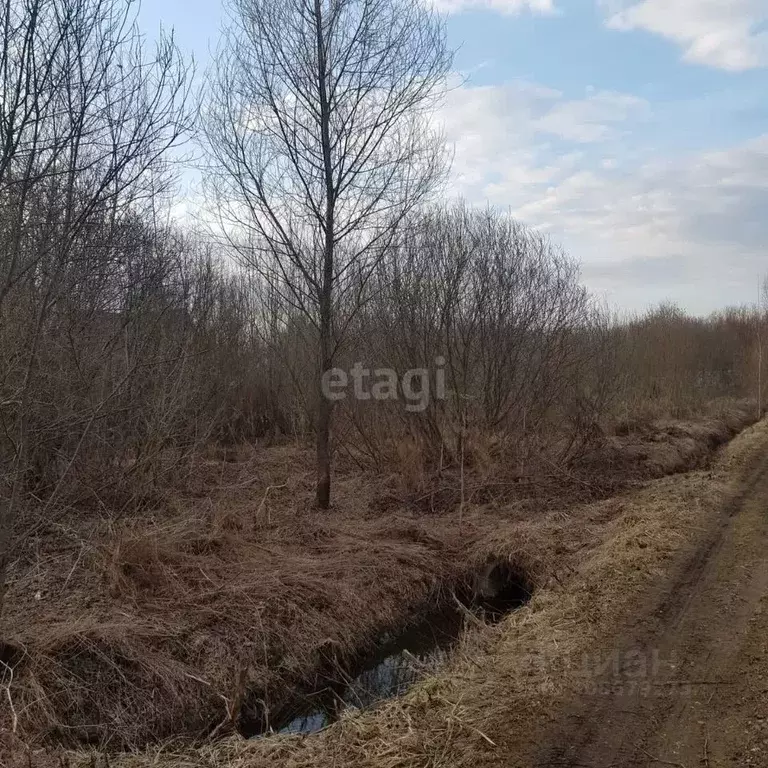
[138,0,768,315]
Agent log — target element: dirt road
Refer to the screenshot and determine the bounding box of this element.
[537,441,768,768]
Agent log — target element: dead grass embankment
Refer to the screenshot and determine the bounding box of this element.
[0,398,758,756]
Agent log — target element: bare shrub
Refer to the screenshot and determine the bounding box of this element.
[335,204,610,472]
[609,303,764,432]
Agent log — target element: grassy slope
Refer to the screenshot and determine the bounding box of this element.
[0,399,758,755]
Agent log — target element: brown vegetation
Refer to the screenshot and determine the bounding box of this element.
[0,397,757,750]
[84,414,768,768]
[1,0,768,759]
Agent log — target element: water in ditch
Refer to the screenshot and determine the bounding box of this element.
[242,562,533,737]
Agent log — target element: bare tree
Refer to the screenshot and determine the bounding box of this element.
[0,0,192,612]
[204,0,451,508]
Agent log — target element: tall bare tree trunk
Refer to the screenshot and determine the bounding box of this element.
[315,0,334,509]
[316,250,333,508]
[0,501,11,614]
[316,340,332,508]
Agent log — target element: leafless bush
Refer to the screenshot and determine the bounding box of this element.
[332,204,611,472]
[0,0,193,605]
[609,303,764,431]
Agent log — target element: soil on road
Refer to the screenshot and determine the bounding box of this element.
[537,435,768,768]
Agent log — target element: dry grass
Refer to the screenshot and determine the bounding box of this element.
[71,408,768,768]
[0,398,758,757]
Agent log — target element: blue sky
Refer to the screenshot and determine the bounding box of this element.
[138,0,768,314]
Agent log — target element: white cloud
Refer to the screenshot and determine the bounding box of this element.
[536,90,649,142]
[434,0,555,16]
[601,0,768,71]
[439,81,648,204]
[440,79,768,312]
[519,136,768,310]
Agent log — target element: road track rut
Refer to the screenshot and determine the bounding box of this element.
[537,443,768,768]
